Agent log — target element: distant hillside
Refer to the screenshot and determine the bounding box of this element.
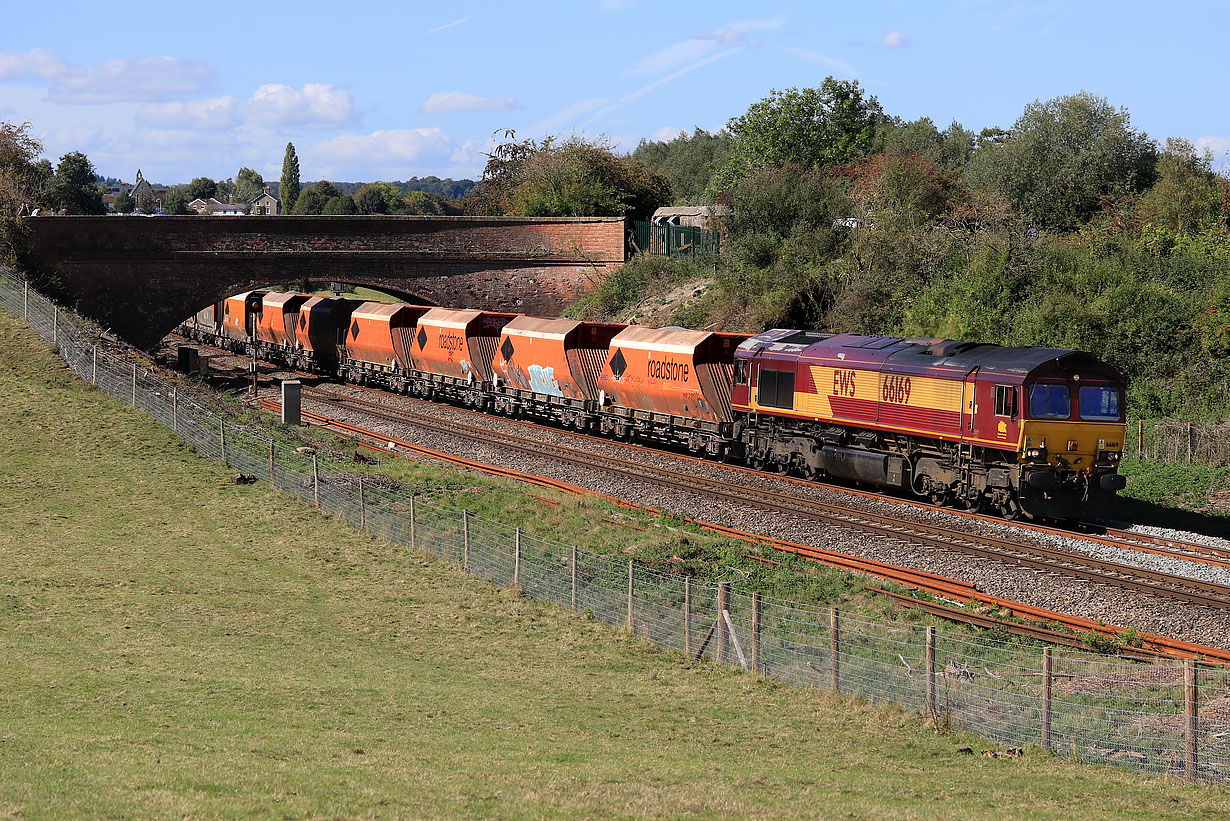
[286,177,475,200]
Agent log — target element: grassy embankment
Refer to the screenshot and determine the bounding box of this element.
[6,311,1230,817]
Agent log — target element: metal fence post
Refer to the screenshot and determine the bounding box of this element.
[358,476,365,531]
[925,626,936,718]
[312,453,319,508]
[684,577,692,656]
[626,559,634,632]
[219,419,227,464]
[513,527,521,589]
[91,346,97,385]
[751,591,761,673]
[830,607,840,693]
[1186,659,1199,781]
[716,582,729,665]
[570,546,578,611]
[1041,648,1053,751]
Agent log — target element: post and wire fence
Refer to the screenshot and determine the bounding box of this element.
[3,264,1230,782]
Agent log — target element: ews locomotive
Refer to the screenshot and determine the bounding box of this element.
[182,291,1127,521]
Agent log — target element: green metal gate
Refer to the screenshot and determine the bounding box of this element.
[631,221,719,258]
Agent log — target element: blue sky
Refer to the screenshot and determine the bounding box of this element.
[3,0,1228,185]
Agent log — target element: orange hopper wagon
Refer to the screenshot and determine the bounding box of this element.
[412,308,517,385]
[341,302,431,388]
[595,326,749,452]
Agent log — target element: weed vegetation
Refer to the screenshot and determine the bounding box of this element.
[6,301,1230,816]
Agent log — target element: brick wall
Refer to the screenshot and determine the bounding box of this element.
[24,216,625,349]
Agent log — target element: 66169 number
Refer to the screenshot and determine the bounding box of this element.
[882,375,911,404]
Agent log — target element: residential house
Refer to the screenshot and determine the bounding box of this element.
[250,187,280,215]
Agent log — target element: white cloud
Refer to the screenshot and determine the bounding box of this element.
[245,83,357,129]
[306,128,459,177]
[139,96,241,129]
[621,47,742,103]
[49,56,214,104]
[883,29,910,48]
[627,14,785,75]
[652,126,686,142]
[0,48,68,80]
[421,92,519,114]
[419,16,469,36]
[783,47,860,78]
[529,97,608,135]
[1196,136,1230,170]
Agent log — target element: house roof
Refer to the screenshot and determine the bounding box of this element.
[652,206,732,219]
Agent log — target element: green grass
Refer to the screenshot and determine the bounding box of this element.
[4,313,1230,817]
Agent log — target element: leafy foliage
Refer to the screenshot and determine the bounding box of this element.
[0,121,49,213]
[466,133,670,220]
[965,92,1158,231]
[50,151,105,215]
[113,189,134,214]
[631,128,734,204]
[187,177,217,201]
[233,167,265,202]
[279,142,300,215]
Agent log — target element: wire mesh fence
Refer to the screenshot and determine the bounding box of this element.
[1127,417,1230,467]
[3,264,1229,782]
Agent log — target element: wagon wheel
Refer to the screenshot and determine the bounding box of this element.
[929,486,949,507]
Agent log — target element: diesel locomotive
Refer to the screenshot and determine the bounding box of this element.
[181,290,1127,521]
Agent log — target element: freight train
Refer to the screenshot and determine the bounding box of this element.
[181,290,1128,521]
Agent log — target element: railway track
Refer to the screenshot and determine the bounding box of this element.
[254,393,1230,663]
[168,334,1228,567]
[290,387,1230,614]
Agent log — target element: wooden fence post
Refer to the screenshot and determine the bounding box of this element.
[1041,647,1053,750]
[1188,422,1195,465]
[925,626,936,718]
[92,346,97,385]
[410,496,417,551]
[312,454,319,508]
[52,305,57,347]
[1186,658,1199,781]
[571,545,578,611]
[23,280,28,322]
[626,559,634,632]
[219,420,227,464]
[464,512,473,573]
[358,476,365,531]
[513,526,521,588]
[1137,419,1143,459]
[268,439,275,485]
[171,390,177,433]
[716,582,729,665]
[131,362,137,407]
[684,577,692,656]
[751,591,761,673]
[830,607,840,693]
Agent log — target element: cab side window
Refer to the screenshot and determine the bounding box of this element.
[734,359,748,385]
[994,385,1017,417]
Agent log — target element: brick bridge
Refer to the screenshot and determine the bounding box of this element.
[24,215,626,349]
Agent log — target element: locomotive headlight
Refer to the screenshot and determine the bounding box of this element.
[1024,447,1046,460]
[1097,450,1121,463]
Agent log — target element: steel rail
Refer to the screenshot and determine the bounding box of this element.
[292,389,1230,614]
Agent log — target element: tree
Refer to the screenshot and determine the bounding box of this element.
[280,142,300,214]
[50,151,105,214]
[1135,138,1220,235]
[291,187,328,215]
[113,189,134,213]
[188,177,217,201]
[355,183,391,214]
[632,128,735,204]
[0,121,47,213]
[322,194,358,215]
[965,92,1158,231]
[466,133,670,220]
[714,78,885,190]
[163,187,192,215]
[234,167,264,202]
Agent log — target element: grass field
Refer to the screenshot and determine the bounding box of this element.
[3,312,1230,817]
